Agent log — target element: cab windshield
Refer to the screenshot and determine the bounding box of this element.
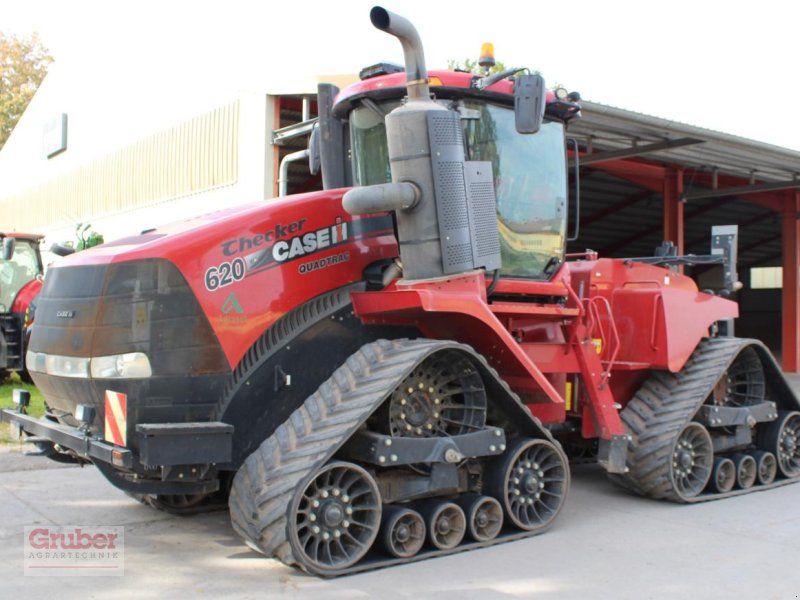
[349,100,567,280]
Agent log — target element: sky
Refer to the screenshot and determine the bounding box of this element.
[3,0,800,151]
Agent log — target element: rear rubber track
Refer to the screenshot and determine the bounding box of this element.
[611,336,800,502]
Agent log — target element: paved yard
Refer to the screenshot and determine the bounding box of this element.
[1,444,799,599]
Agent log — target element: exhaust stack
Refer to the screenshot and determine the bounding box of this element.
[343,6,501,281]
[369,7,430,101]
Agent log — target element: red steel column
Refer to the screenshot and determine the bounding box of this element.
[781,191,800,372]
[663,167,685,254]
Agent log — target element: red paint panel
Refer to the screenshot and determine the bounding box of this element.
[43,190,398,369]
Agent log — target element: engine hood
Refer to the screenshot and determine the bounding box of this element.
[53,189,352,269]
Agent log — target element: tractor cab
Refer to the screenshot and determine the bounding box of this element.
[0,233,44,312]
[329,65,581,281]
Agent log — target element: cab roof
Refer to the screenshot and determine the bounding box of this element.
[333,69,577,122]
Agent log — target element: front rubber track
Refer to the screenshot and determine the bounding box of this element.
[229,338,566,576]
[611,336,800,503]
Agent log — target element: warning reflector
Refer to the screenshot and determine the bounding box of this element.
[104,390,128,447]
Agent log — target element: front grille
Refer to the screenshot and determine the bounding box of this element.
[30,259,228,376]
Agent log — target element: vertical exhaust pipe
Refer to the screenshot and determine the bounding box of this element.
[344,7,501,280]
[369,7,430,101]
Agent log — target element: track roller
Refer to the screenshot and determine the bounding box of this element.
[418,501,466,550]
[290,461,382,573]
[380,505,426,558]
[707,457,736,493]
[731,454,757,489]
[456,494,503,542]
[487,438,568,531]
[749,450,777,485]
[759,411,800,478]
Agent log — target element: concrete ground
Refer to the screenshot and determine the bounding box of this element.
[2,376,800,598]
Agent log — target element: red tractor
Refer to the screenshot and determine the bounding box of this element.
[4,6,799,577]
[0,232,44,382]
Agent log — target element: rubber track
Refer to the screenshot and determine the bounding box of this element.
[611,337,800,503]
[229,338,565,576]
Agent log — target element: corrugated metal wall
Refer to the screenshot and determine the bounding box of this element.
[0,101,240,232]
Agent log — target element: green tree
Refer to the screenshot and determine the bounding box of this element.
[0,32,52,150]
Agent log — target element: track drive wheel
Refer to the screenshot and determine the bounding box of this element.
[289,461,382,574]
[670,422,713,498]
[487,438,568,532]
[377,351,487,438]
[759,411,800,478]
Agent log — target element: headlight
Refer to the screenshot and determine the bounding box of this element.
[26,350,45,373]
[45,354,90,378]
[90,353,152,378]
[26,350,152,379]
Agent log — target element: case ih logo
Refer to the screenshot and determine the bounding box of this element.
[24,526,124,576]
[211,217,351,285]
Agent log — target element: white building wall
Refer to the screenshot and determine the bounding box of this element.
[0,64,281,260]
[0,63,357,269]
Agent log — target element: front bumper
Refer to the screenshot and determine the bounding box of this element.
[2,408,133,467]
[1,407,234,494]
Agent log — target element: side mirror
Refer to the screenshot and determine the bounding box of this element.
[2,237,15,261]
[308,122,321,175]
[50,243,76,257]
[514,74,546,134]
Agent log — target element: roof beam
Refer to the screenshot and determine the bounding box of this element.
[573,138,705,166]
[682,179,800,201]
[582,190,655,227]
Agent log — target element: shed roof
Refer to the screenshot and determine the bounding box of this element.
[564,101,799,269]
[571,101,800,185]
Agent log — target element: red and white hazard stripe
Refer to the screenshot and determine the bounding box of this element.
[104,390,128,447]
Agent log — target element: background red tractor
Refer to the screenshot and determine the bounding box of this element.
[0,232,44,382]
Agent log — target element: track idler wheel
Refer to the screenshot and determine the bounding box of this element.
[707,457,736,493]
[670,422,713,499]
[731,453,757,489]
[749,450,777,485]
[759,411,800,478]
[418,501,466,550]
[456,494,503,542]
[290,461,382,574]
[487,438,568,532]
[380,505,426,558]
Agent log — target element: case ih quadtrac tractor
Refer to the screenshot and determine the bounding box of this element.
[4,7,800,576]
[0,232,44,382]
